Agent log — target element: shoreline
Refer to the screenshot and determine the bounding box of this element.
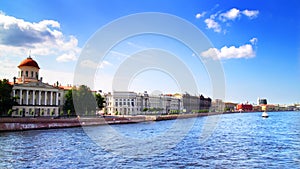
[0,112,221,132]
[0,111,296,132]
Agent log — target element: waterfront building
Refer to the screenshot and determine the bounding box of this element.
[105,91,139,115]
[224,102,238,112]
[105,91,210,115]
[253,105,262,112]
[155,94,181,114]
[182,93,211,113]
[11,56,64,117]
[236,103,253,112]
[105,91,181,115]
[210,99,225,112]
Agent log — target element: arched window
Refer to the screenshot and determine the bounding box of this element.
[31,71,34,78]
[21,71,23,77]
[25,71,28,77]
[36,72,39,79]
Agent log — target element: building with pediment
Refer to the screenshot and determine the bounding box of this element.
[11,56,64,117]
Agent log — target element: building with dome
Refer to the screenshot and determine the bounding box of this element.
[11,56,64,117]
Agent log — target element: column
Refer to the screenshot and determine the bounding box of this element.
[33,90,35,105]
[50,91,53,105]
[19,89,23,105]
[38,91,41,105]
[26,90,29,105]
[56,92,59,105]
[44,91,47,105]
[13,89,16,97]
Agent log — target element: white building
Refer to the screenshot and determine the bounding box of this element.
[210,99,225,112]
[12,56,64,117]
[105,91,182,115]
[105,91,139,115]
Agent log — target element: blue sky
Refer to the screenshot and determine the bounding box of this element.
[0,0,299,104]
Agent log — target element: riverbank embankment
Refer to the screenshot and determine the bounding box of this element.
[0,112,228,132]
[0,116,146,132]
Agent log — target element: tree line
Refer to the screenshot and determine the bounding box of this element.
[0,79,16,116]
[62,85,105,116]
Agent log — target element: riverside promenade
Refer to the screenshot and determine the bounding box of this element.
[0,112,226,132]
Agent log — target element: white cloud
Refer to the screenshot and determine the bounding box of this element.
[219,8,259,21]
[250,37,258,45]
[204,18,221,33]
[219,8,241,21]
[79,59,112,69]
[195,12,206,19]
[40,69,74,86]
[242,10,259,19]
[99,60,112,69]
[56,52,77,62]
[203,8,259,33]
[80,59,99,69]
[201,41,256,60]
[0,12,81,62]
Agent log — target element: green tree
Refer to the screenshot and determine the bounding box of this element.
[0,79,15,116]
[63,85,97,116]
[63,89,75,116]
[73,85,97,116]
[95,93,105,110]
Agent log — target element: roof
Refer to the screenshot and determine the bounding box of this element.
[58,85,74,90]
[18,57,40,69]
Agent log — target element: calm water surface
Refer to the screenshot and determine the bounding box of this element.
[0,112,300,168]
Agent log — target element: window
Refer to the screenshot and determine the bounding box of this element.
[115,102,118,106]
[36,72,39,79]
[21,71,23,77]
[26,71,28,77]
[31,71,34,78]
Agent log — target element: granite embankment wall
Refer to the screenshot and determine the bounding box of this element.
[0,112,227,132]
[0,116,146,132]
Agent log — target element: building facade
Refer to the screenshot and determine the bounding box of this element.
[11,56,64,117]
[224,102,238,112]
[182,94,211,113]
[105,91,139,115]
[210,99,225,112]
[105,91,211,115]
[236,103,253,112]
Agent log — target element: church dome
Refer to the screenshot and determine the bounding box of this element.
[18,57,40,69]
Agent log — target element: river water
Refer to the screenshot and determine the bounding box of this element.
[0,112,300,168]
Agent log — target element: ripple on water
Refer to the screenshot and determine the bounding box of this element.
[0,112,299,168]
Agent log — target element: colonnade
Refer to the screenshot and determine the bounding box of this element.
[13,89,59,106]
